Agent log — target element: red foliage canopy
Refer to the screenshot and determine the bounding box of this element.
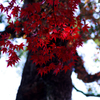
[0,0,89,76]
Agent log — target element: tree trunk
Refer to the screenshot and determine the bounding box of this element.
[16,51,72,100]
[16,0,72,99]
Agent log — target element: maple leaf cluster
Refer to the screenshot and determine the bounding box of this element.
[0,0,89,76]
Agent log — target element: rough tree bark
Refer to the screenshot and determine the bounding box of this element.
[16,51,72,100]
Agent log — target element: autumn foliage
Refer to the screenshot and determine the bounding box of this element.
[0,0,89,76]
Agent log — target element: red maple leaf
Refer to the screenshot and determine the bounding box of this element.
[0,4,4,12]
[0,0,87,75]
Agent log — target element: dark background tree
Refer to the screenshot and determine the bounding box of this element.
[16,0,100,100]
[0,0,100,100]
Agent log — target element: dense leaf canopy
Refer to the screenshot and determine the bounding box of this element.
[0,0,90,75]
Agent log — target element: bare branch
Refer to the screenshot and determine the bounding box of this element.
[73,84,100,97]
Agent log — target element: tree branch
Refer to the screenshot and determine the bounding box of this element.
[74,52,100,83]
[72,84,100,97]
